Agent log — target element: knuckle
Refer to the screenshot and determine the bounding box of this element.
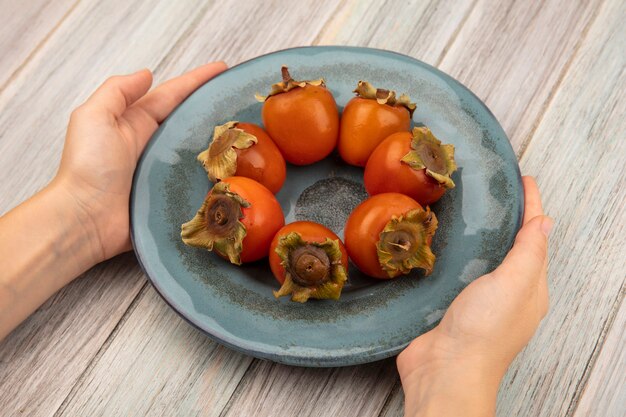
[104,75,123,86]
[525,239,547,264]
[396,340,415,370]
[70,104,88,120]
[396,349,406,368]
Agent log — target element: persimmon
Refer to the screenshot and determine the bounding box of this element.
[269,221,348,302]
[257,66,339,165]
[197,121,286,194]
[338,81,415,167]
[181,177,284,264]
[344,193,437,279]
[364,126,457,205]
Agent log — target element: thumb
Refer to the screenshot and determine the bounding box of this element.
[493,215,553,286]
[83,69,154,118]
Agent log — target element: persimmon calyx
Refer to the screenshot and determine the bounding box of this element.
[353,80,416,117]
[197,121,258,182]
[181,182,250,265]
[255,66,325,102]
[377,207,438,278]
[401,126,457,188]
[273,232,347,303]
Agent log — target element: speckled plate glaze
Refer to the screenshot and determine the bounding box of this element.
[130,46,523,367]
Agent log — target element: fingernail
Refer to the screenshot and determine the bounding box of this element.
[541,217,554,237]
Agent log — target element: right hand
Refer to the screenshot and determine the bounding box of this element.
[397,176,553,416]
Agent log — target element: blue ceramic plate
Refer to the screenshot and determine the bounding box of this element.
[130,46,523,367]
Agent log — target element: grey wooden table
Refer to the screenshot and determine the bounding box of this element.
[0,1,624,416]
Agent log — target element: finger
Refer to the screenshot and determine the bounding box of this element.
[122,62,227,151]
[134,61,227,124]
[522,176,543,225]
[493,215,553,288]
[537,256,550,317]
[83,69,153,118]
[521,176,550,296]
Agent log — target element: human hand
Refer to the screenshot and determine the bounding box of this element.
[397,176,553,417]
[53,62,227,262]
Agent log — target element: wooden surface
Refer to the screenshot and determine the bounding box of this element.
[0,0,624,416]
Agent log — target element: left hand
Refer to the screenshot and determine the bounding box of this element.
[53,62,227,262]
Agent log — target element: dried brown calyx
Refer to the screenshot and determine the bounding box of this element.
[197,121,257,182]
[377,207,438,278]
[401,126,457,188]
[273,232,347,303]
[255,66,325,102]
[353,80,416,117]
[181,182,250,265]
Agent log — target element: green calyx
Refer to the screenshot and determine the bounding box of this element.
[400,126,457,188]
[255,66,325,102]
[376,207,438,278]
[353,80,416,117]
[181,182,250,265]
[197,121,258,183]
[273,232,347,303]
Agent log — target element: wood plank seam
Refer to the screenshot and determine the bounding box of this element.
[566,282,625,416]
[10,1,614,415]
[515,0,605,161]
[206,3,537,415]
[377,379,402,417]
[38,3,221,414]
[311,0,350,45]
[511,3,621,410]
[362,0,392,46]
[213,3,488,413]
[29,3,355,415]
[306,368,340,417]
[39,1,333,414]
[51,282,151,417]
[0,0,82,96]
[216,362,300,417]
[153,0,342,406]
[433,0,479,66]
[150,0,218,77]
[215,359,256,417]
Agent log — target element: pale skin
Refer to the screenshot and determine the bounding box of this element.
[0,62,553,416]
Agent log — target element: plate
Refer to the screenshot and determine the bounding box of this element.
[130,46,523,367]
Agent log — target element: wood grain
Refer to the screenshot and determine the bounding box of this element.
[33,2,469,416]
[218,2,482,415]
[0,0,345,411]
[57,286,252,417]
[0,0,217,213]
[314,0,476,67]
[0,1,228,416]
[0,0,78,90]
[152,0,344,80]
[15,1,343,415]
[225,0,614,415]
[314,0,602,156]
[378,382,403,417]
[437,0,602,155]
[220,359,398,417]
[494,0,626,414]
[493,0,625,414]
[573,294,626,417]
[0,0,624,416]
[367,0,625,415]
[0,254,144,417]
